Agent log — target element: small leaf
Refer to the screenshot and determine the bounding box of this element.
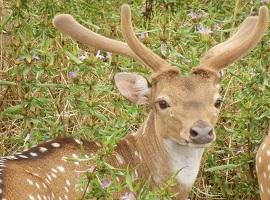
[65,51,83,64]
[206,164,240,172]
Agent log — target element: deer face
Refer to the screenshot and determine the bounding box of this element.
[115,72,221,147]
[152,74,221,147]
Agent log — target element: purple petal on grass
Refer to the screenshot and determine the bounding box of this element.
[78,51,89,61]
[160,43,168,57]
[32,55,40,60]
[197,24,213,35]
[96,50,112,62]
[261,0,269,4]
[78,54,88,61]
[138,32,148,39]
[88,165,96,173]
[188,11,203,20]
[214,23,222,31]
[69,71,77,78]
[95,50,105,60]
[101,178,112,189]
[106,52,112,60]
[120,192,136,200]
[16,56,25,61]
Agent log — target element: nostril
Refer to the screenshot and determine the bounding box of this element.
[208,129,213,136]
[190,128,198,137]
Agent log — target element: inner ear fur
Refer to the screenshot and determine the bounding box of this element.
[114,72,151,105]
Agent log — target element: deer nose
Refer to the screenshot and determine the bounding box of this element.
[189,120,214,144]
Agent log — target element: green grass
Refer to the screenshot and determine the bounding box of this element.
[1,0,270,199]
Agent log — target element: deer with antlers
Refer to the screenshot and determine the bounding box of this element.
[0,4,268,200]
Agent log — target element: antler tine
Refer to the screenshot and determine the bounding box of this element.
[121,4,179,74]
[52,14,145,64]
[198,6,268,72]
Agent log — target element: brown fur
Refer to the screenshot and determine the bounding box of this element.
[256,127,270,200]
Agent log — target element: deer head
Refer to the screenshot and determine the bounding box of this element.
[53,5,268,149]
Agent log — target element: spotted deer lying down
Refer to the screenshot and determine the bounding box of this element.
[0,4,268,200]
[256,127,270,200]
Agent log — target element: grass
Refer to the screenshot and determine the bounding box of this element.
[1,0,270,199]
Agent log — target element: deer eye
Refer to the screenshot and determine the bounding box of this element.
[158,100,170,109]
[214,99,223,108]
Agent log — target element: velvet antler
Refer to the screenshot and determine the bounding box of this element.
[196,6,268,74]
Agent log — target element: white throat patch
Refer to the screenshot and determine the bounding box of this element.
[163,138,205,188]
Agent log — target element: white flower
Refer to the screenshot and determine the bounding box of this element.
[78,51,89,61]
[197,24,212,35]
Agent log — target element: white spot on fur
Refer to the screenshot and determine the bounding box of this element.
[46,174,52,181]
[30,152,38,157]
[261,184,264,193]
[95,142,101,147]
[42,183,47,189]
[6,156,17,160]
[51,172,57,178]
[259,156,262,164]
[72,154,78,158]
[19,155,28,159]
[66,179,71,186]
[62,156,68,162]
[51,142,61,148]
[74,138,82,144]
[27,179,33,185]
[57,166,65,172]
[132,169,139,180]
[39,147,48,152]
[35,182,40,189]
[29,195,35,200]
[64,186,69,192]
[116,153,125,164]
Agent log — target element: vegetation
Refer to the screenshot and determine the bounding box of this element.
[1,0,269,199]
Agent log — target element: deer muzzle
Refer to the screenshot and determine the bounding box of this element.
[189,120,214,144]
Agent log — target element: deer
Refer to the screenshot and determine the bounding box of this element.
[0,4,268,200]
[256,127,270,200]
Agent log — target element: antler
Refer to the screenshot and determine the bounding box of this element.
[121,4,179,74]
[197,6,269,73]
[53,8,179,75]
[52,14,145,64]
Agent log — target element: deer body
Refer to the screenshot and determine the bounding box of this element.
[1,112,203,200]
[0,4,268,200]
[256,128,270,200]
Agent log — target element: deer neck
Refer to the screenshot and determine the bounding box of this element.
[162,138,204,189]
[116,111,205,190]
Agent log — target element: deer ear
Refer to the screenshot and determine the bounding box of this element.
[114,72,150,105]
